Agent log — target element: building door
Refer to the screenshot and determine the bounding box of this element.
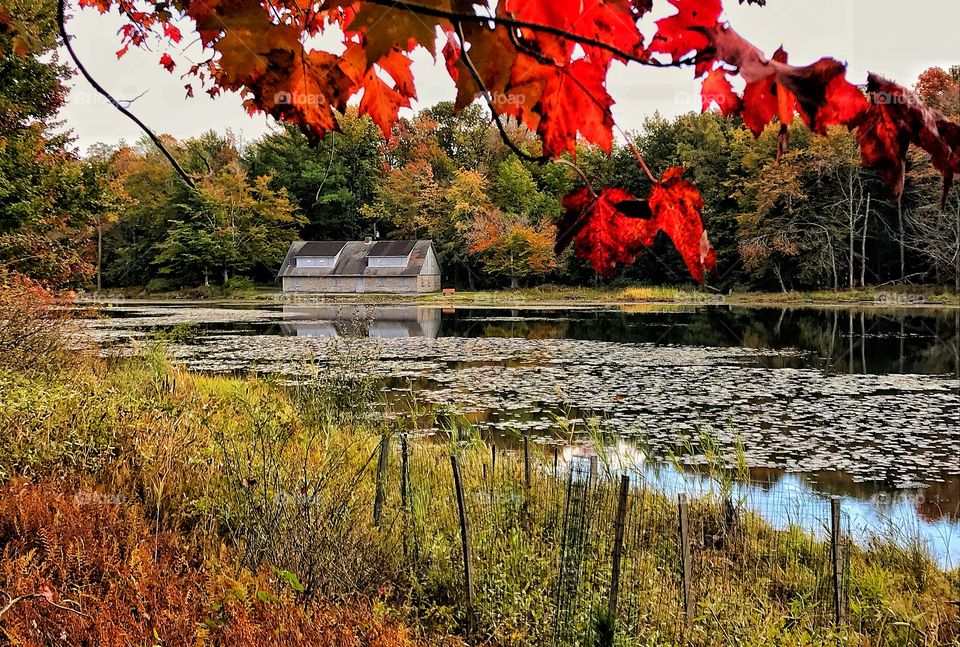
[356,278,365,293]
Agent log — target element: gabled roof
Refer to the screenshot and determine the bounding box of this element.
[278,240,439,278]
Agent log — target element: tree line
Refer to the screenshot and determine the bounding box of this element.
[1,0,957,292]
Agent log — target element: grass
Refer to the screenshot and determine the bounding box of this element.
[1,342,958,645]
[87,282,960,309]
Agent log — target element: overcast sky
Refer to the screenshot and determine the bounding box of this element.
[60,0,960,154]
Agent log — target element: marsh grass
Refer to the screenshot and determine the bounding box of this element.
[0,344,957,645]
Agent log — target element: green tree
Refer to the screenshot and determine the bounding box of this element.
[434,168,488,288]
[419,102,492,170]
[153,164,302,286]
[244,110,383,240]
[0,0,109,286]
[738,127,874,290]
[469,209,558,288]
[363,160,442,239]
[101,137,190,287]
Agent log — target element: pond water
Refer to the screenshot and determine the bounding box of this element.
[84,300,960,567]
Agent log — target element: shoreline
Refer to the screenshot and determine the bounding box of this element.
[80,285,960,310]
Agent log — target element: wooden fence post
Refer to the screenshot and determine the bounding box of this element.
[678,493,694,625]
[524,436,532,492]
[373,434,390,526]
[400,434,409,509]
[399,433,413,558]
[830,496,845,626]
[523,436,533,529]
[451,455,475,637]
[608,475,631,629]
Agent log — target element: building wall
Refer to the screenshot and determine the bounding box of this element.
[417,274,441,292]
[421,247,441,276]
[283,276,429,294]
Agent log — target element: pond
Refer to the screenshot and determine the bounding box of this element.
[84,300,960,566]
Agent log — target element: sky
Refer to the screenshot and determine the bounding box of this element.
[60,0,960,154]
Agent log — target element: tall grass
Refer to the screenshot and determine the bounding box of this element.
[0,343,957,645]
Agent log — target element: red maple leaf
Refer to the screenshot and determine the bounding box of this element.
[706,30,870,151]
[556,167,716,282]
[648,166,717,283]
[812,73,871,132]
[159,53,175,72]
[163,23,181,43]
[557,187,654,276]
[649,0,722,65]
[340,43,417,138]
[504,0,644,66]
[502,55,615,156]
[345,2,447,66]
[858,73,960,201]
[701,67,740,116]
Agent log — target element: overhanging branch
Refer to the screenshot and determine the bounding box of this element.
[57,0,196,190]
[453,20,547,165]
[366,0,706,70]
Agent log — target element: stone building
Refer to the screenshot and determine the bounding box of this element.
[279,240,441,294]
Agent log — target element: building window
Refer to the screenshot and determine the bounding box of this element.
[367,256,408,268]
[297,256,335,268]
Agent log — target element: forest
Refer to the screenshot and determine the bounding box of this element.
[2,0,958,294]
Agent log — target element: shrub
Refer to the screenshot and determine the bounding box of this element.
[0,269,72,372]
[145,277,180,293]
[210,379,397,599]
[224,275,256,292]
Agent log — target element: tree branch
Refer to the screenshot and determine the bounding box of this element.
[453,20,547,165]
[367,0,706,70]
[0,590,91,621]
[57,0,196,190]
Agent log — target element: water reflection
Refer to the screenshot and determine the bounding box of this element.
[98,302,959,376]
[279,305,441,338]
[561,443,960,569]
[435,306,960,376]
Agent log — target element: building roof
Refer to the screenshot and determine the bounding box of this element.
[278,240,439,278]
[368,240,416,257]
[297,241,348,257]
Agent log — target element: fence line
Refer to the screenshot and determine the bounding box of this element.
[370,433,950,645]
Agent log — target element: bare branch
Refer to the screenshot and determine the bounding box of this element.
[0,590,91,621]
[57,0,196,190]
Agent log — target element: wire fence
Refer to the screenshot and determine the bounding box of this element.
[361,433,955,646]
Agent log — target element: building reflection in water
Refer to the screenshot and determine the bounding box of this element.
[279,305,442,339]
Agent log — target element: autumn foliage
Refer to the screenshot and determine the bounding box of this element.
[70,0,960,281]
[0,269,73,372]
[0,479,428,646]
